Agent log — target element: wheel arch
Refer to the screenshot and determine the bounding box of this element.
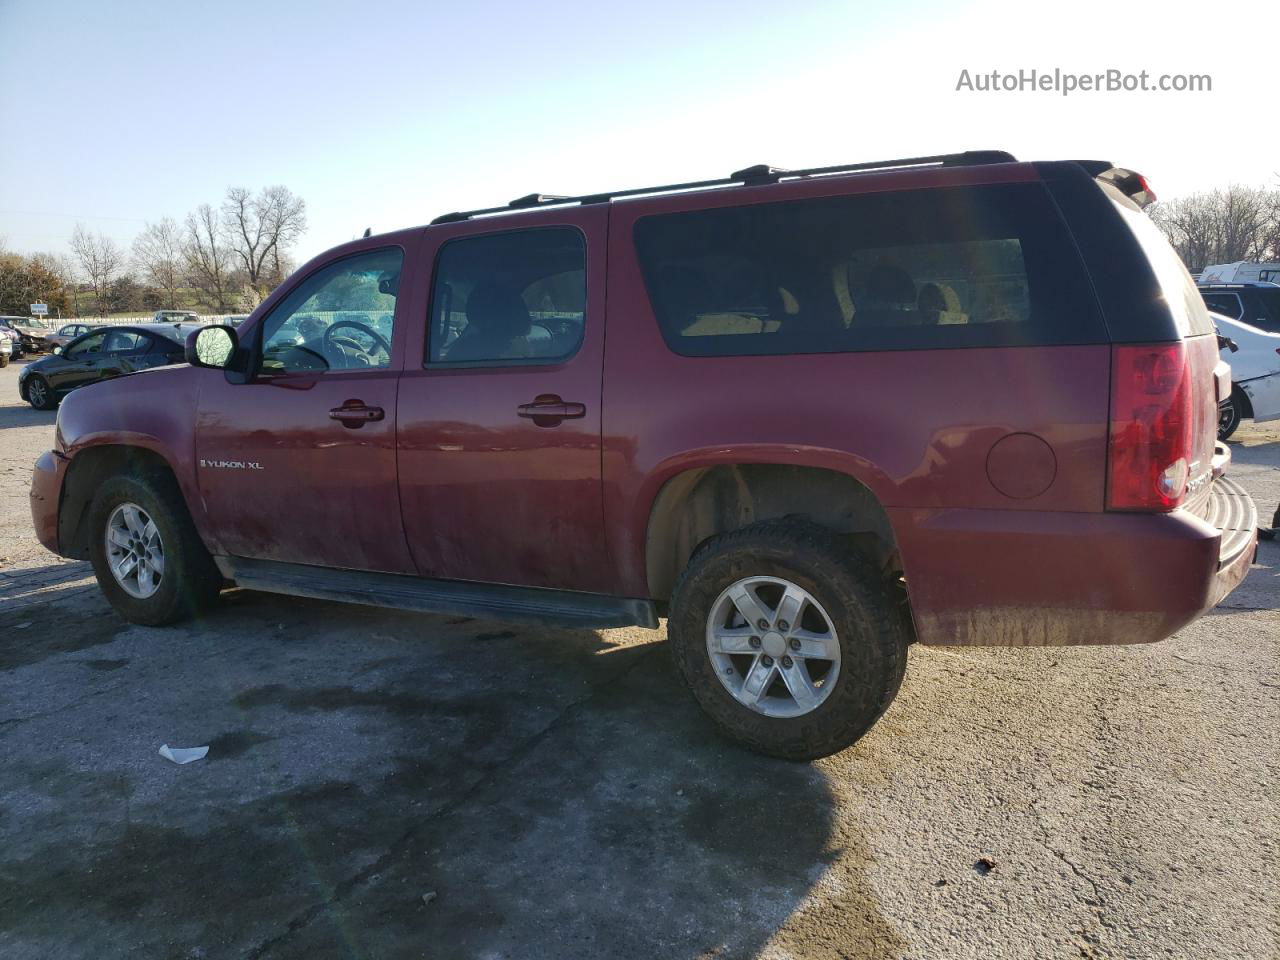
[644,462,902,605]
[58,443,188,560]
[1233,383,1255,418]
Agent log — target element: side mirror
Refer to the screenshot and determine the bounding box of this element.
[186,325,238,369]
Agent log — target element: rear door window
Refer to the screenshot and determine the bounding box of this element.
[1201,293,1244,320]
[633,183,1105,356]
[1245,289,1280,333]
[427,227,586,366]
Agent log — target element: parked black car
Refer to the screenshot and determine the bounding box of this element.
[17,324,189,410]
[1197,282,1280,333]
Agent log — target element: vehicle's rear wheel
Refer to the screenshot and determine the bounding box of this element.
[26,375,56,410]
[87,473,222,626]
[668,519,910,761]
[1218,387,1246,441]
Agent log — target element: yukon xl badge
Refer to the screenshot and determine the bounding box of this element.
[200,459,264,471]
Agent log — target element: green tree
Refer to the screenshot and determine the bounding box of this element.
[0,254,70,317]
[106,275,143,313]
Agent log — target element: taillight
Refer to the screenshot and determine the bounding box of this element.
[1107,342,1192,511]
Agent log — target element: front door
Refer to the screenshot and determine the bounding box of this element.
[195,244,416,574]
[396,211,613,593]
[57,331,110,391]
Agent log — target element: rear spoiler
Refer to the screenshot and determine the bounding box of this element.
[1075,160,1157,208]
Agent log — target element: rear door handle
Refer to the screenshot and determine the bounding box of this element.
[517,395,586,425]
[329,400,385,428]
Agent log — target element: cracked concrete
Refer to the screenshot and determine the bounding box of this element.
[0,360,1276,959]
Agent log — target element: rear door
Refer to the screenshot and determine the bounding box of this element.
[396,208,612,592]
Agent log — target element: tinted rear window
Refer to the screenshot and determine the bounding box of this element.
[1249,288,1280,333]
[1201,292,1243,320]
[1100,184,1215,338]
[633,182,1105,356]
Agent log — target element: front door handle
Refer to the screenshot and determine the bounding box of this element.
[517,395,586,426]
[329,400,385,428]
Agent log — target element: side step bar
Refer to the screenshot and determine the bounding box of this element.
[215,557,660,630]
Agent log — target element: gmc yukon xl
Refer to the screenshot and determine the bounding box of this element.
[30,151,1258,759]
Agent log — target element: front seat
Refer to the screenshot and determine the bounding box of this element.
[446,283,532,362]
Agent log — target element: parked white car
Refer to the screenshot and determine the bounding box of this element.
[1214,311,1280,439]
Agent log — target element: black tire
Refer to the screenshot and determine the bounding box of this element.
[1218,388,1246,441]
[26,375,56,410]
[668,519,911,761]
[87,472,222,626]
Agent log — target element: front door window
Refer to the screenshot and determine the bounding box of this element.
[259,249,402,374]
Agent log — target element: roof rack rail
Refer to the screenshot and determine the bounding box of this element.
[430,149,1016,225]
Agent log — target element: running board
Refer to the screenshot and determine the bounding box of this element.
[215,557,660,630]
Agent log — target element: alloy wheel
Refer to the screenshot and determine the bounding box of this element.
[705,575,842,718]
[105,502,165,599]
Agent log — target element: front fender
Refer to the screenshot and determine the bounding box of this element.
[55,368,209,543]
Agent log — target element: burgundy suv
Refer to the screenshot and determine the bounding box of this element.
[30,151,1257,759]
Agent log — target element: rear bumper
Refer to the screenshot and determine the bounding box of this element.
[891,477,1258,646]
[30,449,68,554]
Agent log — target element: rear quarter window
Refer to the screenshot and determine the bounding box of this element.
[633,182,1105,356]
[1101,184,1215,338]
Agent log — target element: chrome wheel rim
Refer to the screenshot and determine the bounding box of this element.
[28,379,46,406]
[105,502,164,599]
[706,576,841,718]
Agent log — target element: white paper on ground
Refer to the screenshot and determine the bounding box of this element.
[159,744,209,764]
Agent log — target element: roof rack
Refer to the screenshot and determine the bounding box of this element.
[430,149,1016,225]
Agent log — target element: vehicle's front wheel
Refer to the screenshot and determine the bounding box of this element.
[25,375,56,410]
[1218,387,1247,441]
[87,473,222,626]
[668,519,910,761]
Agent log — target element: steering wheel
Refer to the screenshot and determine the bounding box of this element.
[322,320,391,368]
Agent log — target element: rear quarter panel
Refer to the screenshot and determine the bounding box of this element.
[602,175,1112,599]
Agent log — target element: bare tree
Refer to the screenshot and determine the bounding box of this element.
[133,218,185,309]
[184,205,233,311]
[1151,185,1280,271]
[222,185,307,292]
[29,252,78,317]
[69,224,123,315]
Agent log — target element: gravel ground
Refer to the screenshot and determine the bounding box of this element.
[0,357,1276,960]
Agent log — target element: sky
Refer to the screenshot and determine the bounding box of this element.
[1,0,1274,267]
